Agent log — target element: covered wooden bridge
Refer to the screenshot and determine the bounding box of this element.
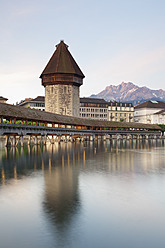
[0,102,163,146]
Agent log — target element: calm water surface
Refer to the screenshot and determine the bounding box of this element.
[0,139,165,248]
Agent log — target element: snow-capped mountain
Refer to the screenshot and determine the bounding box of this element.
[90,82,165,104]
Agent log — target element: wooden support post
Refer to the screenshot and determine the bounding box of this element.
[51,135,54,144]
[44,135,47,145]
[40,136,43,144]
[34,136,38,145]
[58,135,61,144]
[5,135,10,147]
[28,135,31,145]
[12,136,16,147]
[20,135,24,147]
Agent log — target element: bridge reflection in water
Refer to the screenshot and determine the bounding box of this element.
[0,138,165,182]
[0,139,165,248]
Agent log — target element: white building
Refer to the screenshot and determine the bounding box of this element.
[80,98,108,121]
[134,100,165,124]
[18,96,45,111]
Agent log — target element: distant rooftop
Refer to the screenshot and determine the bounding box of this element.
[0,96,8,101]
[30,96,45,102]
[80,98,107,104]
[135,100,165,109]
[154,109,165,115]
[18,96,45,106]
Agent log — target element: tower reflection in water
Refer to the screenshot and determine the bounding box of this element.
[0,139,165,233]
[43,143,81,229]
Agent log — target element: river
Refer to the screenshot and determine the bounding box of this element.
[0,139,165,248]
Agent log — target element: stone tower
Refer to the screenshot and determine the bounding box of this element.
[40,40,85,117]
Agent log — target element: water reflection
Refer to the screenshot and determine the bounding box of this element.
[0,139,165,248]
[0,139,165,182]
[43,163,80,229]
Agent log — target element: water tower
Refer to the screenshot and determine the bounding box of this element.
[40,40,85,117]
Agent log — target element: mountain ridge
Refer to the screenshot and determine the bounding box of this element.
[90,82,165,105]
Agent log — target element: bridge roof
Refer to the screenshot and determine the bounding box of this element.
[40,40,85,79]
[0,102,161,130]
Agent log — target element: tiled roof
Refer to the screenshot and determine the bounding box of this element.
[40,40,85,79]
[31,96,45,102]
[18,96,45,106]
[154,109,165,115]
[0,96,8,101]
[0,102,161,130]
[80,98,107,104]
[135,100,165,109]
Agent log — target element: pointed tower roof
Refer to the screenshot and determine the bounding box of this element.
[40,40,85,79]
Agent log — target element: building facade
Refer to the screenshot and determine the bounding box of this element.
[80,98,108,120]
[108,102,134,122]
[18,96,45,111]
[134,100,165,124]
[40,40,85,117]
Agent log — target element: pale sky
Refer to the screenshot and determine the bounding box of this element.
[0,0,165,104]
